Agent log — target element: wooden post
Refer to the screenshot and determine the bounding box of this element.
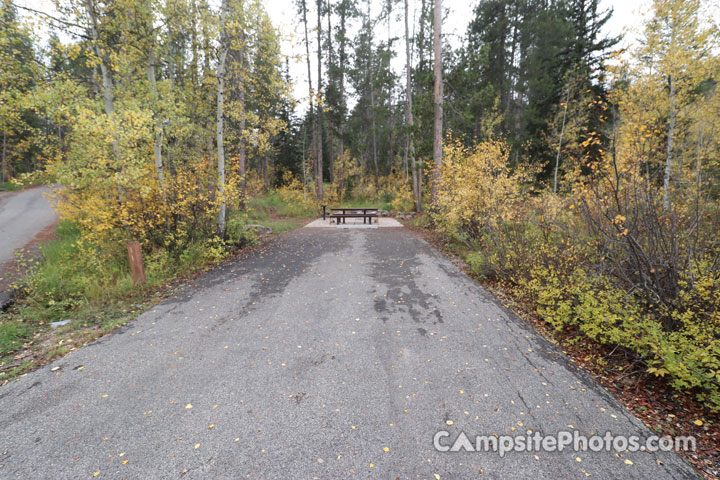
[127,241,146,285]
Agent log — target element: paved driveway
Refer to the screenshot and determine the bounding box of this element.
[0,228,697,479]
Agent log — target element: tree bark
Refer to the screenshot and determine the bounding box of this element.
[405,0,421,212]
[315,0,323,200]
[337,1,347,196]
[216,0,229,236]
[84,0,115,119]
[315,0,324,200]
[237,27,247,209]
[366,0,379,188]
[238,76,247,207]
[431,0,443,205]
[553,85,569,194]
[147,48,167,203]
[326,2,334,183]
[504,2,518,132]
[301,0,316,196]
[370,82,379,187]
[1,130,7,183]
[263,152,270,190]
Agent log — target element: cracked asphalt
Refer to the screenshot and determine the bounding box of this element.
[0,228,697,479]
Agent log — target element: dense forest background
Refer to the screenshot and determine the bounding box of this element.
[1,0,720,412]
[3,0,638,201]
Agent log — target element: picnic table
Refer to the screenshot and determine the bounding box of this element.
[329,207,378,225]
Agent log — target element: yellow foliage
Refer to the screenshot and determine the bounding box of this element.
[432,138,527,236]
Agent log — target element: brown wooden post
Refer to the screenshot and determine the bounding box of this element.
[127,241,146,285]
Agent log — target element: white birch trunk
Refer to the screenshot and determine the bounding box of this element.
[216,0,229,235]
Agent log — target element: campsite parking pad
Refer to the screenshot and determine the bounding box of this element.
[0,228,697,479]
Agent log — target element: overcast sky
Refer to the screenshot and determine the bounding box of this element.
[17,0,656,112]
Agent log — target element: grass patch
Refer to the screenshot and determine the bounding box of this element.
[247,190,316,219]
[0,321,31,356]
[0,182,22,192]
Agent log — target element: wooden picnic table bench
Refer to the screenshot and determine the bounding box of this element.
[329,207,378,225]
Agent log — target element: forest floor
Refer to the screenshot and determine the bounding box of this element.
[0,225,700,479]
[405,216,719,479]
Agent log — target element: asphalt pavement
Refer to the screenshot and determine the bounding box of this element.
[0,228,698,479]
[0,186,58,265]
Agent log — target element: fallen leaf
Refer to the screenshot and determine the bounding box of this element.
[693,419,703,426]
[624,459,633,465]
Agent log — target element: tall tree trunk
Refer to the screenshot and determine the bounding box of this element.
[430,0,443,205]
[663,74,675,211]
[553,84,569,194]
[301,0,316,196]
[85,0,114,119]
[370,83,379,187]
[216,0,229,236]
[415,0,426,201]
[263,152,270,190]
[405,0,421,212]
[326,2,334,183]
[337,1,347,196]
[504,1,518,133]
[315,0,324,200]
[238,27,247,209]
[302,123,308,201]
[238,79,247,207]
[1,130,7,183]
[366,0,379,188]
[147,48,167,203]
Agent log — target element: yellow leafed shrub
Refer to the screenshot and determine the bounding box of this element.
[432,138,528,237]
[430,135,720,410]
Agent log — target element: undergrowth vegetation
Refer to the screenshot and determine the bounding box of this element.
[430,130,720,409]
